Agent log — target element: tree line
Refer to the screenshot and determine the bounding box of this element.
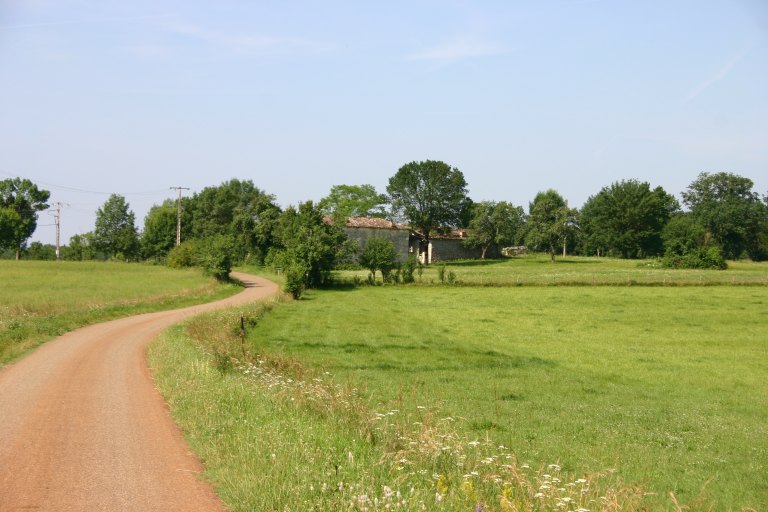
[3,163,767,281]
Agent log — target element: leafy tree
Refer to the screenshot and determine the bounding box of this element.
[464,201,526,259]
[682,172,763,259]
[274,201,349,289]
[63,233,97,261]
[0,178,51,260]
[387,160,469,262]
[662,212,707,256]
[26,242,57,260]
[525,190,577,262]
[187,179,281,264]
[198,235,235,281]
[359,237,398,282]
[93,194,140,260]
[318,184,388,219]
[580,180,678,258]
[141,200,178,260]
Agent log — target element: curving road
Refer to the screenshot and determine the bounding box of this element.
[0,272,279,511]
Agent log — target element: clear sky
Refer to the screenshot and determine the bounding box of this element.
[1,0,766,245]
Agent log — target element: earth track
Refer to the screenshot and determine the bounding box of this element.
[0,272,278,511]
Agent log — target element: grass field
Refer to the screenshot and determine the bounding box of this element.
[150,257,768,511]
[336,255,768,286]
[0,260,238,365]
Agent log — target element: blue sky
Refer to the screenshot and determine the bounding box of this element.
[1,0,766,245]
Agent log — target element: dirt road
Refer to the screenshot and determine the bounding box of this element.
[0,272,279,511]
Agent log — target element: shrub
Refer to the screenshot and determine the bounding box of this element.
[359,238,397,283]
[284,263,307,299]
[401,255,419,284]
[662,246,727,270]
[199,235,235,281]
[166,240,201,269]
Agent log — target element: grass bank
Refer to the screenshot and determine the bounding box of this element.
[150,276,767,510]
[0,260,239,365]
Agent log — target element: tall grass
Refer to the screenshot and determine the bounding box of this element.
[150,278,767,510]
[0,260,238,364]
[150,301,656,511]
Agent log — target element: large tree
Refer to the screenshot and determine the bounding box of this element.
[93,194,140,260]
[525,190,577,261]
[464,201,526,259]
[318,184,388,219]
[141,200,178,260]
[187,179,281,264]
[273,200,349,291]
[387,160,469,261]
[0,178,50,260]
[580,180,678,258]
[682,172,764,259]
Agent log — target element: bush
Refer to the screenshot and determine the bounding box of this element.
[284,264,307,299]
[359,238,397,283]
[401,255,419,284]
[199,235,235,281]
[662,246,727,270]
[166,240,201,269]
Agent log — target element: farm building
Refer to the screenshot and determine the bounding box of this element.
[335,216,497,264]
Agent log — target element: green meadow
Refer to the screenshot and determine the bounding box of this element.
[150,257,768,511]
[0,260,238,365]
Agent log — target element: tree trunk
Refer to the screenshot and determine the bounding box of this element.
[481,245,488,259]
[16,248,20,261]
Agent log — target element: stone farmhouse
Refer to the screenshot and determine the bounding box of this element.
[337,216,499,264]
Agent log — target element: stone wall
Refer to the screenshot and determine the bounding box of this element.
[344,227,411,263]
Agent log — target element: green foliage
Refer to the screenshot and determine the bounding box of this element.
[318,184,388,218]
[0,177,50,259]
[26,242,56,260]
[186,179,281,264]
[274,201,348,288]
[141,200,178,260]
[63,233,97,261]
[198,235,235,281]
[400,254,419,284]
[580,180,678,258]
[166,239,201,269]
[387,160,469,245]
[93,194,140,261]
[662,245,728,270]
[358,237,397,282]
[464,200,526,258]
[661,212,707,256]
[283,263,308,299]
[525,189,577,261]
[682,172,763,259]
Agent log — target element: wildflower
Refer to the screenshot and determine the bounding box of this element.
[468,440,481,447]
[435,493,443,503]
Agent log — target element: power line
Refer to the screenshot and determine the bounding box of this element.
[1,169,170,196]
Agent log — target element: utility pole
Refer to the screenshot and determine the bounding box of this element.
[50,202,69,261]
[170,187,190,246]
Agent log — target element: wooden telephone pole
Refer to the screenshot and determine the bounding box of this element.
[170,187,190,246]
